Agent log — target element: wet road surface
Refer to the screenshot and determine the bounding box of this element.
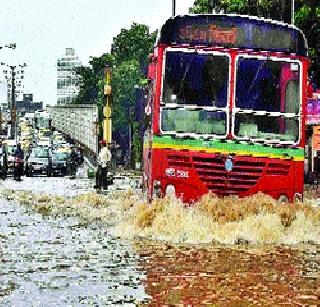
[0,178,149,305]
[0,177,319,305]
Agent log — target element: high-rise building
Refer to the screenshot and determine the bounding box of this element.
[57,48,81,106]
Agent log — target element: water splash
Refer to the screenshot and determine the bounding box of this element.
[1,188,319,246]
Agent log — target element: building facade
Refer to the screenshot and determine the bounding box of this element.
[57,48,81,106]
[16,94,43,117]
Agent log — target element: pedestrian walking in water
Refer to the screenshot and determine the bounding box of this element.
[14,143,24,181]
[0,139,7,180]
[68,147,78,177]
[95,140,112,190]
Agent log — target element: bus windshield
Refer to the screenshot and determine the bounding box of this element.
[234,57,301,143]
[161,50,229,136]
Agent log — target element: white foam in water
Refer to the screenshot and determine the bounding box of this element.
[2,181,320,246]
[0,177,94,197]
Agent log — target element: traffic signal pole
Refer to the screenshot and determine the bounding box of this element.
[103,66,112,145]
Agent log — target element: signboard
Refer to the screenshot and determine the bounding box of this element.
[306,98,320,125]
[312,126,320,150]
[159,15,307,56]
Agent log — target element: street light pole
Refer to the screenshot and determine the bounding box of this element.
[0,43,16,50]
[172,0,176,17]
[291,0,295,25]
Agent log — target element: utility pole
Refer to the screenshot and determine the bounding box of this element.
[0,62,26,139]
[172,0,176,17]
[10,65,16,139]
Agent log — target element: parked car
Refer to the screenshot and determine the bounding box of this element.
[37,139,51,148]
[51,151,69,176]
[25,147,52,176]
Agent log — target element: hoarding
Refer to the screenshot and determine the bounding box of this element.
[306,98,320,125]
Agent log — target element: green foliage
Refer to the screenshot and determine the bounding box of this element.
[111,60,144,130]
[111,60,146,164]
[189,0,217,13]
[190,0,286,18]
[294,1,320,86]
[110,23,157,163]
[111,23,157,67]
[76,22,157,165]
[76,53,115,105]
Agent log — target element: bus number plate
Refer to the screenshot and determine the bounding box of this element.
[165,167,189,178]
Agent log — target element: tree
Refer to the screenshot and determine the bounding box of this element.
[294,0,320,88]
[109,23,157,165]
[190,0,290,20]
[76,53,115,105]
[76,22,157,165]
[111,60,144,131]
[111,23,157,71]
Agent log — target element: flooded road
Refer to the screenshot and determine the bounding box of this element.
[135,242,320,305]
[0,178,149,305]
[0,177,319,305]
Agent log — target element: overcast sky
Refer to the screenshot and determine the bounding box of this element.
[0,0,195,105]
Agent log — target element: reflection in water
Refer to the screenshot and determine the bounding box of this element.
[0,184,320,305]
[0,190,149,305]
[134,242,320,305]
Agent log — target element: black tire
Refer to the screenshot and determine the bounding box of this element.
[25,166,31,177]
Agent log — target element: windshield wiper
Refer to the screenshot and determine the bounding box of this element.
[248,60,267,95]
[177,59,192,98]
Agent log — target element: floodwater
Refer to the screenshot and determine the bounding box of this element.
[0,177,319,305]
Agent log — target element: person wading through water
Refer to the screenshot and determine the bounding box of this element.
[94,140,111,190]
[14,143,24,181]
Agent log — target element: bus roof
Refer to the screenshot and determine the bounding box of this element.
[158,14,307,56]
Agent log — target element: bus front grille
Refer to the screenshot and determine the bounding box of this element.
[167,155,192,168]
[265,162,290,176]
[193,156,265,196]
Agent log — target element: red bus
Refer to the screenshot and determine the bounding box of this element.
[143,14,309,203]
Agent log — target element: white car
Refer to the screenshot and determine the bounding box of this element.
[37,139,51,148]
